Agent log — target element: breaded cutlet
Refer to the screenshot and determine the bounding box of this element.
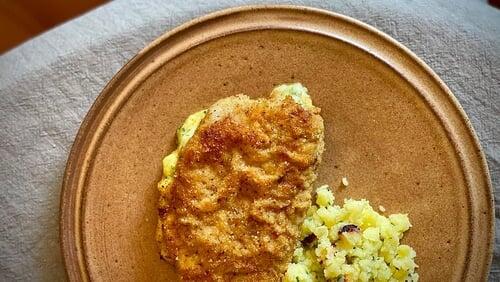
[157,86,324,281]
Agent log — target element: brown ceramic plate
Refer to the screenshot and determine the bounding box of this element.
[60,5,494,281]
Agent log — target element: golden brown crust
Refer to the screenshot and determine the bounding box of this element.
[157,94,324,281]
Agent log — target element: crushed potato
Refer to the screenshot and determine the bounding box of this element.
[284,185,418,282]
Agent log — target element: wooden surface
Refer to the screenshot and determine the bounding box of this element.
[59,6,493,281]
[0,0,106,54]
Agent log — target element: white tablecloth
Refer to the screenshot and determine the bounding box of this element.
[0,0,498,280]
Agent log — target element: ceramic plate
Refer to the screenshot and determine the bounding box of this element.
[60,6,493,281]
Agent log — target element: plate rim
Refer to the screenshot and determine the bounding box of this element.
[59,5,494,281]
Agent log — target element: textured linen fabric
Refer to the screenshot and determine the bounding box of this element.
[0,0,498,281]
